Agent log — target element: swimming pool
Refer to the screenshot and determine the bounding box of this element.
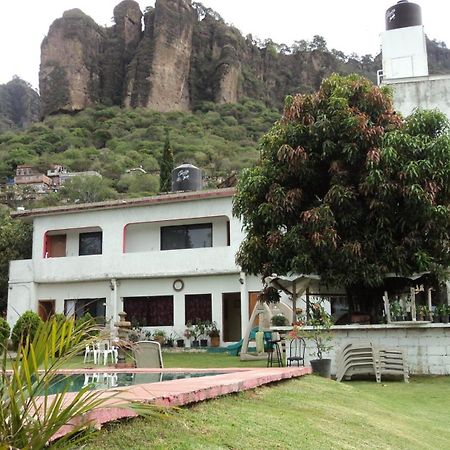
[47,371,225,395]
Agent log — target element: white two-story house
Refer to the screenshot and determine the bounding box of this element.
[7,188,263,344]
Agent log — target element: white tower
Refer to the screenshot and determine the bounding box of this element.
[381,1,428,80]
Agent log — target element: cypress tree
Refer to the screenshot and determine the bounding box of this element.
[159,130,174,192]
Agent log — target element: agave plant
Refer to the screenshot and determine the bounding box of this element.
[0,317,110,448]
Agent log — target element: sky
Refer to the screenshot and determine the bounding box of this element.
[1,0,449,90]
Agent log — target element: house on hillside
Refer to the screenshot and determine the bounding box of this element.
[6,187,263,345]
[14,165,52,194]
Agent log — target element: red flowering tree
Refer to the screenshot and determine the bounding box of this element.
[233,74,450,303]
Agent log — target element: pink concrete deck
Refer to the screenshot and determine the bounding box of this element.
[53,366,311,439]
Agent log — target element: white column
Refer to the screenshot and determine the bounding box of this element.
[239,271,248,340]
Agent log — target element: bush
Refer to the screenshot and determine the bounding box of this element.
[0,318,10,347]
[11,311,42,349]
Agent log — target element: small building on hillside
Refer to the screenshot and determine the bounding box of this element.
[14,165,52,194]
[6,188,263,345]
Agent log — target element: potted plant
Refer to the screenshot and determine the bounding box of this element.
[208,321,220,347]
[390,300,404,322]
[271,314,289,327]
[152,329,166,345]
[165,330,176,347]
[184,322,194,347]
[291,302,333,378]
[418,305,430,321]
[436,304,450,324]
[193,321,208,347]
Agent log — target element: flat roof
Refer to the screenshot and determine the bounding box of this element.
[12,188,235,220]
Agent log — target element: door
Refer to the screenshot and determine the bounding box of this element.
[249,292,260,326]
[38,300,55,321]
[47,234,66,257]
[222,292,241,342]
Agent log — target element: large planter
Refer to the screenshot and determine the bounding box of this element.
[310,358,332,378]
[200,339,208,347]
[210,335,220,347]
[192,340,200,348]
[176,339,185,348]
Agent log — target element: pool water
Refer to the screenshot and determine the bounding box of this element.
[47,371,223,395]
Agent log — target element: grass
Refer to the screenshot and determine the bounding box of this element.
[79,352,450,450]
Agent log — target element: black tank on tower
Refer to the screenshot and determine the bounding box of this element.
[171,163,203,192]
[385,0,422,31]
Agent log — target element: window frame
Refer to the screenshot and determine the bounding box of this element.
[160,223,213,251]
[79,231,103,256]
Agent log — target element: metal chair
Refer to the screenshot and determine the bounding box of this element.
[133,341,164,369]
[266,332,283,367]
[286,337,306,367]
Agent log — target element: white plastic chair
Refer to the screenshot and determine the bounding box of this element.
[96,340,116,366]
[84,345,97,364]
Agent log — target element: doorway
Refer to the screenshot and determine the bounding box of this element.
[222,292,241,342]
[38,300,55,321]
[248,292,261,326]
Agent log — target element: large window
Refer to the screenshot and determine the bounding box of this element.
[79,231,102,256]
[124,296,174,327]
[161,223,212,250]
[64,298,106,324]
[185,294,212,324]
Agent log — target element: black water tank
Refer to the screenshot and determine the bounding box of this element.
[171,164,203,192]
[386,1,422,30]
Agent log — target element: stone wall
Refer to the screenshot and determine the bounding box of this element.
[301,324,450,376]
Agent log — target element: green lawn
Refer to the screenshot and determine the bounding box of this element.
[81,352,450,450]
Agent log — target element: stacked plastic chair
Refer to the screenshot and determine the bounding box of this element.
[374,348,409,383]
[336,343,409,383]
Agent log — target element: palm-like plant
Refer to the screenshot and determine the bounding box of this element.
[0,317,110,448]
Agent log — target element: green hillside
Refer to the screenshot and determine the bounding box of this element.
[0,99,279,205]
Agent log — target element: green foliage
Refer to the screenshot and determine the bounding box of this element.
[0,101,279,205]
[159,130,174,193]
[0,317,10,346]
[59,175,117,203]
[234,74,450,292]
[1,316,108,448]
[0,209,32,312]
[11,310,43,349]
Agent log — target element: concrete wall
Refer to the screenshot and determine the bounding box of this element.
[298,324,450,375]
[383,75,450,118]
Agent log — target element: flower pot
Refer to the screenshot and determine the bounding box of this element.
[165,339,174,348]
[210,335,220,347]
[192,340,200,348]
[310,358,332,378]
[176,339,185,348]
[200,339,208,347]
[442,315,449,324]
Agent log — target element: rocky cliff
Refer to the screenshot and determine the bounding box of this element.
[39,0,450,117]
[0,78,40,131]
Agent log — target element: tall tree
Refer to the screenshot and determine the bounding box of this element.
[233,74,450,298]
[159,130,174,193]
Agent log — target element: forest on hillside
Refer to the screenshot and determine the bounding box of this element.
[0,99,279,206]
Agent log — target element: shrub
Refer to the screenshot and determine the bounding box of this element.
[11,311,42,349]
[0,318,10,347]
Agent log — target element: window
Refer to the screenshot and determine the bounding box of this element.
[64,298,106,324]
[161,223,212,250]
[123,296,174,326]
[79,231,102,256]
[185,294,212,324]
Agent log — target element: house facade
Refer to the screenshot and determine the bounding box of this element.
[7,188,263,344]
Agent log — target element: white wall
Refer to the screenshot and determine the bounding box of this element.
[297,324,450,375]
[383,75,450,118]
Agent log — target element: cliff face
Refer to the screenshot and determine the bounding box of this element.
[0,78,40,131]
[39,0,450,116]
[40,9,103,116]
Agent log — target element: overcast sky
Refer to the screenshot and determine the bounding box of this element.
[1,1,449,90]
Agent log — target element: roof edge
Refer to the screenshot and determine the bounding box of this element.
[12,188,236,220]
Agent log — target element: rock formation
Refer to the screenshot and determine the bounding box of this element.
[38,0,450,117]
[0,78,40,130]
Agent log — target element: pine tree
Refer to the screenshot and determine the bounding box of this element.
[159,130,174,192]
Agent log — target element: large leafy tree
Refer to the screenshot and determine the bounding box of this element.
[234,74,450,296]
